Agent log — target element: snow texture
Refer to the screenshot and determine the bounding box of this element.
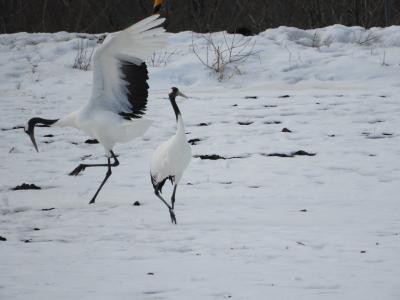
[1,25,400,299]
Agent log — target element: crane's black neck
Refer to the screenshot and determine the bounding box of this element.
[27,117,59,129]
[169,94,181,122]
[25,117,59,152]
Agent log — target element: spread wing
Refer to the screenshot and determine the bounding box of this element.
[89,15,166,118]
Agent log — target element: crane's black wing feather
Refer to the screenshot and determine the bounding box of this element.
[119,60,149,119]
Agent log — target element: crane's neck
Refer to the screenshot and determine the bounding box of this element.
[27,111,79,130]
[25,117,59,152]
[26,117,59,130]
[169,95,185,138]
[25,111,79,152]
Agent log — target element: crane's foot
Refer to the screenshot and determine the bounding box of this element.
[69,164,86,176]
[169,208,177,225]
[88,198,95,205]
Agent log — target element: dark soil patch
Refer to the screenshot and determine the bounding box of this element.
[188,138,201,145]
[245,96,258,99]
[41,208,55,211]
[0,236,6,241]
[293,150,316,156]
[43,134,54,137]
[366,136,389,139]
[238,121,253,125]
[197,122,211,127]
[85,139,99,144]
[264,120,282,125]
[133,201,141,206]
[278,95,290,98]
[264,105,278,108]
[262,150,316,158]
[363,132,394,139]
[194,154,225,160]
[12,183,41,190]
[194,154,249,160]
[282,127,292,132]
[263,153,292,157]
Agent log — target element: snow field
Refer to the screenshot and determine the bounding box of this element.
[1,25,400,299]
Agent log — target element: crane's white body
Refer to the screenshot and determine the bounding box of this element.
[151,114,191,186]
[56,108,152,155]
[54,15,166,156]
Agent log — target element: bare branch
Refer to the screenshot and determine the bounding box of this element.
[73,38,95,71]
[191,31,259,81]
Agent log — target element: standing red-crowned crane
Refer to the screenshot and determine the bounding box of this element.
[25,15,166,204]
[150,87,192,224]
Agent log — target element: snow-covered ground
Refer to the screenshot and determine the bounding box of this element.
[1,25,400,299]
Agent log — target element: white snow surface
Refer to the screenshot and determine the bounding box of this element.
[1,25,400,299]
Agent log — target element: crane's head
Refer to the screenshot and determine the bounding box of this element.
[24,118,59,152]
[170,87,188,99]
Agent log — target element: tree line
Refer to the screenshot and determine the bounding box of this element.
[1,0,399,34]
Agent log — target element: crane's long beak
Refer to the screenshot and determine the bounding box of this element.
[177,91,188,99]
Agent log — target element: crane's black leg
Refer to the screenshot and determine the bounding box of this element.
[88,157,112,204]
[154,190,177,224]
[171,184,177,210]
[88,158,111,204]
[68,151,119,204]
[69,151,119,176]
[88,151,119,204]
